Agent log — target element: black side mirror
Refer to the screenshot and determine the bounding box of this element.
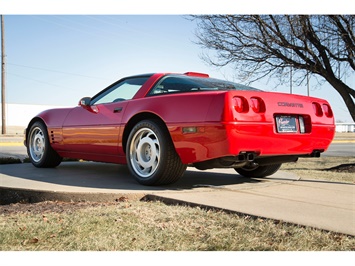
[79,97,91,107]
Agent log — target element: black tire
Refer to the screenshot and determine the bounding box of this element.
[126,119,186,186]
[235,163,282,178]
[27,121,62,168]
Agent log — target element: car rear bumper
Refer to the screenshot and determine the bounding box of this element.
[170,121,335,164]
[224,121,335,156]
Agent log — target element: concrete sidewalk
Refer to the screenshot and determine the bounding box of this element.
[0,161,354,236]
[152,179,355,236]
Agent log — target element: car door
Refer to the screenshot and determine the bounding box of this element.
[61,76,150,158]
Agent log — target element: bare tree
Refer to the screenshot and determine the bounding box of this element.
[193,15,355,122]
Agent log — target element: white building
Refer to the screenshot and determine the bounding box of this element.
[0,103,71,128]
[336,123,355,133]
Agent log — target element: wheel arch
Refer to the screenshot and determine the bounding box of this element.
[25,117,47,146]
[122,112,171,154]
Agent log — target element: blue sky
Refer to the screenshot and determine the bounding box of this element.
[1,12,355,122]
[4,15,214,104]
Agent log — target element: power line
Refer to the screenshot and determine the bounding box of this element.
[30,15,134,47]
[8,72,75,91]
[8,63,110,80]
[30,15,166,53]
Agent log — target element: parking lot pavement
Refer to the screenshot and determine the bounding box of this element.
[0,161,354,236]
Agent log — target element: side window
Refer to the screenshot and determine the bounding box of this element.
[148,75,260,96]
[148,76,217,96]
[91,77,149,105]
[149,77,200,95]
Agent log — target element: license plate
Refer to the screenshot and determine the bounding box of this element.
[276,116,298,133]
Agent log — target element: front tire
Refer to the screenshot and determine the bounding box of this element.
[126,119,186,186]
[27,121,62,168]
[235,163,282,178]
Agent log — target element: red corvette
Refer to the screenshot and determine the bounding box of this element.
[25,72,335,185]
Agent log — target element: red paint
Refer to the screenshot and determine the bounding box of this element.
[27,72,335,166]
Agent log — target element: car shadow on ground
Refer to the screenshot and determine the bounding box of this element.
[0,161,265,191]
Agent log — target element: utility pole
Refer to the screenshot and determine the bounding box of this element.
[1,15,6,134]
[289,33,293,95]
[307,71,310,96]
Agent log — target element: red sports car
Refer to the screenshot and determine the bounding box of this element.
[25,72,335,185]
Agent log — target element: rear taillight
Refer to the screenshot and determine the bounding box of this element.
[300,115,312,133]
[312,102,323,117]
[233,96,249,113]
[322,104,333,118]
[250,97,266,113]
[299,116,305,133]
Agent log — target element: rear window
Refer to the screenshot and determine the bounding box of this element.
[148,75,260,96]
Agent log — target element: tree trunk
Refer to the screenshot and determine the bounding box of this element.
[323,75,355,122]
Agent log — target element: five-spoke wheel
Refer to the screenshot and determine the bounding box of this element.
[28,125,48,163]
[27,121,62,168]
[126,119,186,185]
[129,127,160,178]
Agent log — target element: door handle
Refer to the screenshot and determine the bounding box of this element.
[113,107,123,113]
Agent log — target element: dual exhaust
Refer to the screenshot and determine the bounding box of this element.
[194,149,322,171]
[193,152,257,170]
[237,152,256,162]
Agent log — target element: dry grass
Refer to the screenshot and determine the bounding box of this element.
[281,156,355,184]
[0,200,354,251]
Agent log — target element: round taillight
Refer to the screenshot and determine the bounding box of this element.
[233,96,249,113]
[250,97,266,113]
[312,102,323,117]
[322,104,333,118]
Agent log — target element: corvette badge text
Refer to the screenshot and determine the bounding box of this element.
[278,102,304,108]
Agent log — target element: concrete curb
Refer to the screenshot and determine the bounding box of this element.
[2,186,354,237]
[142,194,355,237]
[0,186,146,205]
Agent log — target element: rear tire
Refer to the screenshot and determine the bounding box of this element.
[27,121,62,168]
[126,119,186,186]
[235,163,282,178]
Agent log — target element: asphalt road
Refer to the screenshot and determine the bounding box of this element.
[323,142,355,157]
